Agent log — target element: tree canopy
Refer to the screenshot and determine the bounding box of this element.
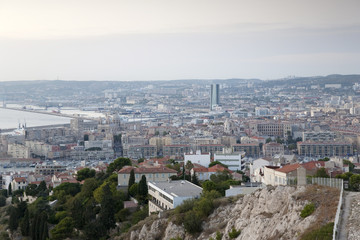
[107,157,132,174]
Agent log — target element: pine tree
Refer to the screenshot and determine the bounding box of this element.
[127,169,135,198]
[20,209,30,236]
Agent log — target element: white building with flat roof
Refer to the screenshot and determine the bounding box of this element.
[148,180,202,214]
[214,153,245,171]
[184,150,211,167]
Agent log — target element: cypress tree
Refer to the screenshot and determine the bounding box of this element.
[127,169,135,198]
[99,184,115,231]
[20,209,30,236]
[8,206,19,232]
[40,212,48,240]
[138,175,148,203]
[8,183,12,196]
[191,173,200,186]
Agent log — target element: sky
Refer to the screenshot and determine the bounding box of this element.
[0,0,359,81]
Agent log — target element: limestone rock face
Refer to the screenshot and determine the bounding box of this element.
[125,186,337,240]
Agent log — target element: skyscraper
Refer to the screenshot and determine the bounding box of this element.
[210,84,219,110]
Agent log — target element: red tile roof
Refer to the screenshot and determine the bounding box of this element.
[275,163,301,173]
[14,177,27,182]
[301,161,325,171]
[118,166,177,174]
[208,164,233,173]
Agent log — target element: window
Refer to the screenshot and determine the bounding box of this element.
[123,174,126,179]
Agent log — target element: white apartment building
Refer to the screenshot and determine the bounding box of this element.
[214,153,245,171]
[148,180,202,214]
[184,150,211,167]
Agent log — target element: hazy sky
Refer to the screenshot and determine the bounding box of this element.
[1,0,359,81]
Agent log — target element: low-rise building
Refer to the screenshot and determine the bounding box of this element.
[263,142,284,157]
[232,143,260,157]
[11,177,28,190]
[163,145,191,158]
[35,164,66,175]
[297,141,353,157]
[184,150,211,167]
[126,145,157,160]
[213,153,245,171]
[198,144,224,155]
[148,180,202,214]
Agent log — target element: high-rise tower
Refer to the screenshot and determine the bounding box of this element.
[210,84,220,110]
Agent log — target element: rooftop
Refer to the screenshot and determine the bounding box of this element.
[149,180,202,198]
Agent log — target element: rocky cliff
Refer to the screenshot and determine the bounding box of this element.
[118,185,339,240]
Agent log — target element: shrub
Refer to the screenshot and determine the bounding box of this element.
[183,210,202,234]
[228,227,241,239]
[300,203,315,218]
[301,222,334,240]
[215,231,223,240]
[116,208,130,222]
[131,206,148,225]
[194,197,214,218]
[55,211,68,223]
[169,237,183,240]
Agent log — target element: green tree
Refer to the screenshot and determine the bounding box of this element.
[344,160,355,172]
[191,173,200,186]
[53,182,81,197]
[350,174,360,191]
[183,210,202,234]
[107,157,132,174]
[25,184,39,196]
[37,180,47,192]
[17,201,27,218]
[128,169,135,197]
[314,168,330,178]
[76,168,96,181]
[8,183,12,196]
[99,184,116,231]
[20,209,30,236]
[0,189,7,198]
[50,217,74,240]
[67,197,85,228]
[138,175,148,203]
[266,137,272,143]
[202,181,216,192]
[129,183,139,198]
[8,206,19,232]
[336,172,354,181]
[185,161,194,170]
[0,196,6,207]
[84,220,106,240]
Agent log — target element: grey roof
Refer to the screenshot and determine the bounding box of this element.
[149,180,202,198]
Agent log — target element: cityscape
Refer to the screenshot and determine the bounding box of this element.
[1,1,360,240]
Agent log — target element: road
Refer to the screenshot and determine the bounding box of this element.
[338,191,360,240]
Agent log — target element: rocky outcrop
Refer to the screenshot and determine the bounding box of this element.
[121,185,339,240]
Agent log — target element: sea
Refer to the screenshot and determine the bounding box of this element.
[0,107,72,130]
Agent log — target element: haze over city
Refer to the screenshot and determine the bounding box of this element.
[1,0,360,81]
